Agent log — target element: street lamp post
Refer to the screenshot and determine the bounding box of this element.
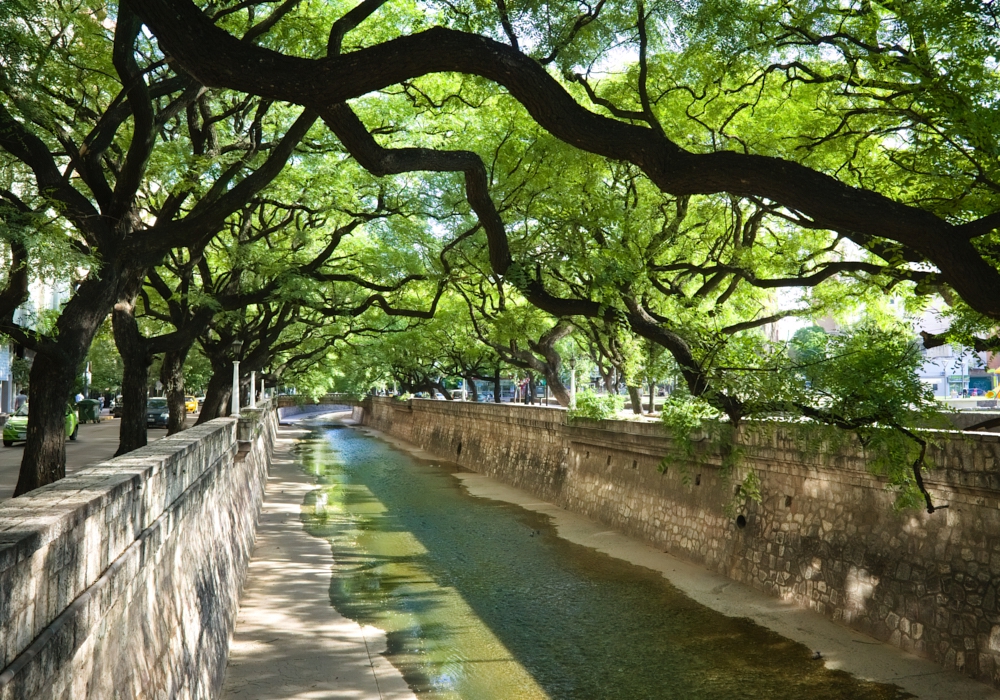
[249,370,256,409]
[231,339,243,418]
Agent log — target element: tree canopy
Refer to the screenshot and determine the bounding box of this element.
[2,0,998,510]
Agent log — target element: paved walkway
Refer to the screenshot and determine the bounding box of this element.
[222,425,415,700]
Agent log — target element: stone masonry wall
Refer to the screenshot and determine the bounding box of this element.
[357,397,1000,689]
[0,404,276,699]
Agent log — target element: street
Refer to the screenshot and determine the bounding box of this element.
[0,414,172,502]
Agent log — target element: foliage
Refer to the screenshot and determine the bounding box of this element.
[10,356,29,386]
[788,326,827,367]
[568,390,624,421]
[85,320,122,393]
[660,394,722,458]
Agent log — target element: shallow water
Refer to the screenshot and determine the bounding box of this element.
[299,425,909,700]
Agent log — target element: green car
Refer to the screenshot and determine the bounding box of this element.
[3,402,79,447]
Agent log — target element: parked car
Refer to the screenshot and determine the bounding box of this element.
[146,397,170,428]
[185,395,198,413]
[3,402,79,446]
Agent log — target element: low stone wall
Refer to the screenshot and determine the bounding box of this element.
[356,397,1000,689]
[0,403,277,699]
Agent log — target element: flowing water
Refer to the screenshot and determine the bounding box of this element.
[299,424,909,700]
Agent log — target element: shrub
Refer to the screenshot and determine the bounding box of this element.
[568,390,624,420]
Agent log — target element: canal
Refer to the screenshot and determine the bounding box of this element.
[299,424,909,699]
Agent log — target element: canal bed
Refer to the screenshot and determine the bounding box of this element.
[298,424,911,700]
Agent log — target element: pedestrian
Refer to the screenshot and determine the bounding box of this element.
[14,389,27,410]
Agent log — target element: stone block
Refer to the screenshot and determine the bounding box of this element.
[0,413,275,698]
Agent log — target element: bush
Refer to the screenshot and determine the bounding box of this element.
[568,390,624,420]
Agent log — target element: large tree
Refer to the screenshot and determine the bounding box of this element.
[131,0,1000,321]
[0,2,325,492]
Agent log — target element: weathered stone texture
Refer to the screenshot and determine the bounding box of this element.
[0,405,276,699]
[358,397,1000,689]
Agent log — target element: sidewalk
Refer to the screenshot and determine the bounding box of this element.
[222,425,415,700]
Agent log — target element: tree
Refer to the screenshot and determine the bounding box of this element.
[122,1,1000,510]
[131,0,1000,322]
[0,3,321,492]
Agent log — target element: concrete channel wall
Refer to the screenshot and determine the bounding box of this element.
[356,396,1000,689]
[0,403,277,699]
[274,394,360,423]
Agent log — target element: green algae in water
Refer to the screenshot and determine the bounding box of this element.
[300,426,911,700]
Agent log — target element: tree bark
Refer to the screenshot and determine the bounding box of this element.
[12,353,78,495]
[627,385,643,415]
[648,378,655,414]
[196,366,232,424]
[539,367,571,407]
[493,369,502,402]
[113,291,152,456]
[13,276,117,496]
[466,375,478,401]
[161,347,190,435]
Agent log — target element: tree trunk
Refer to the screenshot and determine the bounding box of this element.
[14,275,117,495]
[627,385,643,415]
[527,375,536,404]
[466,375,478,401]
[434,380,452,399]
[597,363,614,393]
[196,368,232,424]
[12,353,78,495]
[113,294,152,456]
[161,347,190,435]
[540,367,572,407]
[648,379,655,413]
[493,369,502,402]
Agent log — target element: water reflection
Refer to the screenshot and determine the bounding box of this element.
[300,426,910,700]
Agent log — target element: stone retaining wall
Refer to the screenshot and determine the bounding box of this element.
[356,397,1000,689]
[0,403,276,699]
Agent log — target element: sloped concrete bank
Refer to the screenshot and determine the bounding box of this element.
[274,394,360,423]
[0,404,276,699]
[355,397,1000,690]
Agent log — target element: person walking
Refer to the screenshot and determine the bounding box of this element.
[14,389,27,411]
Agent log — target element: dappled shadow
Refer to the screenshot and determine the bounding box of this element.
[222,440,413,700]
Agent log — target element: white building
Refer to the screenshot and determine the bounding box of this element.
[1,278,72,414]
